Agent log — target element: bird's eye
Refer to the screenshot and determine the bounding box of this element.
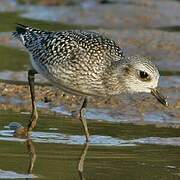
[138,70,151,81]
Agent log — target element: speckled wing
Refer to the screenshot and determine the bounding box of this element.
[35,30,125,95]
[13,25,125,96]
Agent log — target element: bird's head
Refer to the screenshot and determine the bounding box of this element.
[117,55,168,106]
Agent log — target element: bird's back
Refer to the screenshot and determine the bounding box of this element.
[13,24,124,96]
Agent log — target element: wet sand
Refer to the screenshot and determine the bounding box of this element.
[0,74,179,128]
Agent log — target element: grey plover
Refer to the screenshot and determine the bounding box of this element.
[13,24,168,142]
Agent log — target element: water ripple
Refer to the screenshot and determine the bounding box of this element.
[0,130,179,146]
[0,169,36,179]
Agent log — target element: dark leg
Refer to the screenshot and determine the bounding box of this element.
[28,69,38,132]
[79,97,90,142]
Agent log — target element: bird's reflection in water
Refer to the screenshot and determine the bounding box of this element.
[26,139,36,175]
[24,139,89,180]
[78,143,89,180]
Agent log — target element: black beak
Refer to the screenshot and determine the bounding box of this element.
[151,88,169,107]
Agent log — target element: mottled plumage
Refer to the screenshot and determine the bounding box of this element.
[13,24,168,142]
[13,25,127,96]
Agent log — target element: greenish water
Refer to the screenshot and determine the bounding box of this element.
[0,111,180,139]
[0,112,180,180]
[0,7,180,180]
[0,45,28,71]
[0,12,94,32]
[0,141,180,180]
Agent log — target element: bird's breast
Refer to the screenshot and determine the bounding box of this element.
[29,55,109,97]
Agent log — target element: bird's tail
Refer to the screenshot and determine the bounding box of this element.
[15,23,28,34]
[12,24,29,44]
[12,23,44,45]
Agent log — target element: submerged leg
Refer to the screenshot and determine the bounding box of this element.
[79,97,90,142]
[28,69,38,132]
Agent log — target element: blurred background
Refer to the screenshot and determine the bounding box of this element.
[0,0,179,179]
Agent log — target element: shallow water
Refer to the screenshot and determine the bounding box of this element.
[0,112,180,180]
[0,1,180,179]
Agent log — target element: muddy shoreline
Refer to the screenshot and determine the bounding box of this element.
[0,76,179,128]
